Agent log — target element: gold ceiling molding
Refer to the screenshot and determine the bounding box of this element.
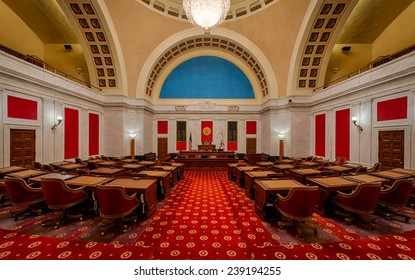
[296,0,351,90]
[145,35,269,98]
[137,0,278,23]
[64,0,118,89]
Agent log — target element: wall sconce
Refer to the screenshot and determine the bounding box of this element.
[51,115,63,130]
[278,134,285,160]
[129,133,136,160]
[351,116,363,132]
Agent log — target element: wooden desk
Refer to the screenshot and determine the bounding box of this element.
[89,167,124,177]
[102,178,158,217]
[324,165,352,175]
[389,168,415,176]
[122,159,138,164]
[254,179,306,220]
[371,171,412,181]
[6,169,48,180]
[138,170,171,198]
[244,170,278,199]
[256,161,274,168]
[49,161,72,168]
[234,166,259,187]
[29,173,79,184]
[174,157,239,170]
[342,163,362,172]
[97,161,118,167]
[58,163,86,171]
[0,166,27,178]
[289,168,322,184]
[66,175,113,188]
[281,159,296,164]
[170,162,185,180]
[299,161,320,168]
[123,164,146,172]
[228,163,238,180]
[138,161,157,169]
[198,144,215,151]
[87,159,104,164]
[343,174,389,184]
[272,164,294,173]
[153,165,178,186]
[307,177,358,215]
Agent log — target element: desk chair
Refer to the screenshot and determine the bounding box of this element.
[40,178,89,229]
[274,186,319,238]
[95,185,141,235]
[332,183,381,230]
[4,177,46,220]
[375,178,414,223]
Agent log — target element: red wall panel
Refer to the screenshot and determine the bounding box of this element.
[64,108,79,159]
[158,120,168,134]
[335,109,350,160]
[377,96,407,121]
[227,141,237,151]
[7,95,38,120]
[176,141,186,151]
[246,121,257,134]
[89,113,99,156]
[315,114,326,157]
[201,121,213,143]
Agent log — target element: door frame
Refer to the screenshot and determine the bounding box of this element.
[372,125,411,168]
[3,124,42,166]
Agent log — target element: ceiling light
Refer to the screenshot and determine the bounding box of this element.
[183,0,231,31]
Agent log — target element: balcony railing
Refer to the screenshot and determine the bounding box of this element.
[0,44,101,92]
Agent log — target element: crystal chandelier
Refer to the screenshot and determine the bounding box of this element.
[183,0,231,31]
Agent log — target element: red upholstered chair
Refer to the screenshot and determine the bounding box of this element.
[332,183,382,229]
[375,178,414,223]
[367,162,382,173]
[95,185,141,235]
[40,178,89,229]
[4,177,46,220]
[0,181,8,205]
[273,186,319,238]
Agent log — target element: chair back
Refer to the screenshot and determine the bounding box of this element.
[367,163,382,172]
[275,186,319,220]
[378,179,414,207]
[40,178,88,209]
[334,183,381,213]
[32,161,43,170]
[88,162,98,170]
[43,164,55,173]
[95,186,139,219]
[75,157,83,164]
[4,177,44,205]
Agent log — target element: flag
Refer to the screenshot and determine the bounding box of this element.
[189,132,193,151]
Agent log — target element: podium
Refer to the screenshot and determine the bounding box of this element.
[198,144,215,151]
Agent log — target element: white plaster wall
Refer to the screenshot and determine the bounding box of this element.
[290,107,312,157]
[103,109,124,157]
[0,89,3,167]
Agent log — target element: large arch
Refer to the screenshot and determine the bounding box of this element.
[137,27,278,104]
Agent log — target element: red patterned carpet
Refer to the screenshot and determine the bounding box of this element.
[1,170,415,260]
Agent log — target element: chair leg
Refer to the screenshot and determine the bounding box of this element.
[376,206,412,223]
[100,215,138,236]
[42,210,84,229]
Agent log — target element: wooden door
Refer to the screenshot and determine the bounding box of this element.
[10,129,36,166]
[246,138,256,154]
[378,130,404,169]
[157,138,168,161]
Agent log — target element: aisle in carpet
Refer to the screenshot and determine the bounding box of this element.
[135,170,279,259]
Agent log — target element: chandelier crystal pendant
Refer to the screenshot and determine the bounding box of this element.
[183,0,231,31]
